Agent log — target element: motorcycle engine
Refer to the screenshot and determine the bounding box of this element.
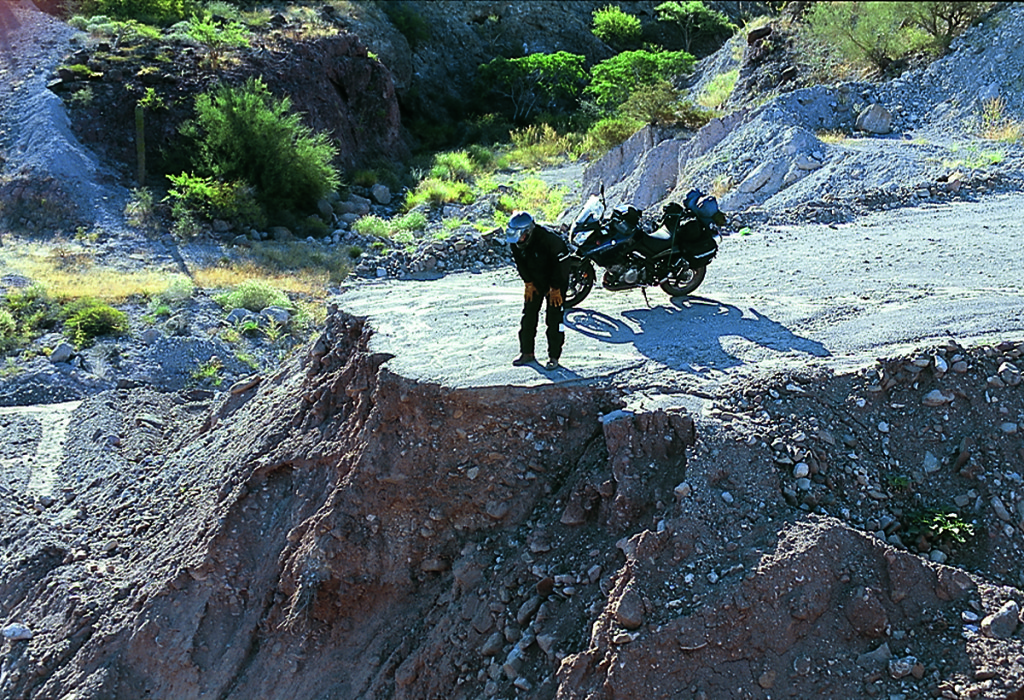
[603,264,643,290]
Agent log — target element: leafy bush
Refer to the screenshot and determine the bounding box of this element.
[184,12,250,67]
[0,309,17,352]
[586,50,696,112]
[76,0,194,24]
[429,150,476,181]
[214,280,291,312]
[178,77,340,220]
[496,178,566,222]
[3,285,61,338]
[467,144,497,168]
[591,5,642,50]
[63,298,129,348]
[802,2,932,73]
[674,100,718,129]
[620,80,683,125]
[655,1,735,52]
[478,51,587,122]
[151,276,195,308]
[166,173,266,229]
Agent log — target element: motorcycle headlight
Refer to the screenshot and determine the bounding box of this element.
[572,229,592,246]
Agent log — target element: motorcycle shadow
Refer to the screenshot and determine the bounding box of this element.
[565,296,830,374]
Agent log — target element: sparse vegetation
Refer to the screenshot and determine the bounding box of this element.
[191,355,224,386]
[697,69,738,110]
[978,96,1023,142]
[213,279,292,312]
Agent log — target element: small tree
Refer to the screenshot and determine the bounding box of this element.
[655,1,735,53]
[586,49,696,112]
[185,12,250,68]
[802,2,931,73]
[898,1,993,53]
[591,5,642,50]
[478,51,587,122]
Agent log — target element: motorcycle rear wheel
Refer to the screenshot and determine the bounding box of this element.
[563,260,595,309]
[660,265,707,297]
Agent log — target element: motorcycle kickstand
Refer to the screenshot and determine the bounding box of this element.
[641,287,651,308]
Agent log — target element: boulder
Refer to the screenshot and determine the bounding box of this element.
[855,103,893,134]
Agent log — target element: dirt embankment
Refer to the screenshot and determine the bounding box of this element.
[1,307,1023,699]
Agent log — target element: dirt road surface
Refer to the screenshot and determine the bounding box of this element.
[335,193,1024,395]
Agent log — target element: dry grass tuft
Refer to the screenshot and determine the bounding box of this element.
[979,97,1023,143]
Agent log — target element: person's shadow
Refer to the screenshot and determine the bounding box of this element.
[565,296,830,374]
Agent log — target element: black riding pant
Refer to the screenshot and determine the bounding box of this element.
[519,295,564,360]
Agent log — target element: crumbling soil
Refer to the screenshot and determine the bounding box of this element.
[1,308,1022,699]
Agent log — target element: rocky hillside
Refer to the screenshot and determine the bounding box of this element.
[1,309,1022,698]
[583,3,1024,227]
[1,2,1024,699]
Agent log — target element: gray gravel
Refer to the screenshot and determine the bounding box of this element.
[334,191,1024,395]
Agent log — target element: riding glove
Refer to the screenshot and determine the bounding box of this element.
[548,288,563,307]
[524,282,538,302]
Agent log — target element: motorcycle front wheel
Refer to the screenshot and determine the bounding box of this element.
[660,265,707,297]
[563,260,595,309]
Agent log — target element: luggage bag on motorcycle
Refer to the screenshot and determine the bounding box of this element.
[674,217,718,266]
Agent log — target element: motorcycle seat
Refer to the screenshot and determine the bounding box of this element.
[645,225,671,241]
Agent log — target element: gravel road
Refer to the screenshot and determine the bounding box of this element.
[334,192,1024,395]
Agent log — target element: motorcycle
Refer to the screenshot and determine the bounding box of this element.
[562,189,726,308]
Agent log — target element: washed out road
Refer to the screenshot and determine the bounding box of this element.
[334,194,1024,396]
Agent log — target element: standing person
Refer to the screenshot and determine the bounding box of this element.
[506,210,570,370]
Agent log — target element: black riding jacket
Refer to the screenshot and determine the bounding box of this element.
[511,225,570,293]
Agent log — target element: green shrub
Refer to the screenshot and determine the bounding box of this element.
[898,1,993,53]
[178,77,340,220]
[214,280,291,312]
[353,215,389,238]
[151,276,195,308]
[620,80,683,125]
[404,178,475,210]
[496,177,566,221]
[674,100,718,129]
[591,5,642,50]
[63,298,129,348]
[655,1,735,53]
[0,308,17,352]
[429,150,476,181]
[467,144,496,168]
[166,173,266,228]
[582,116,643,154]
[586,50,696,112]
[802,2,932,73]
[184,11,250,67]
[3,285,61,346]
[478,51,587,122]
[393,211,427,232]
[76,0,194,24]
